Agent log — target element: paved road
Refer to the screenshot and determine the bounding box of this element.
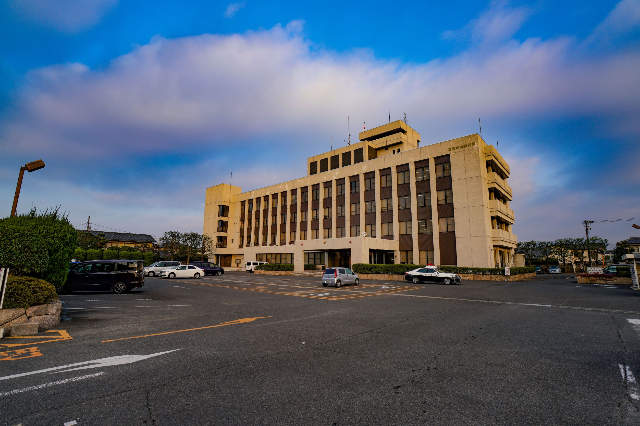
[1,272,639,425]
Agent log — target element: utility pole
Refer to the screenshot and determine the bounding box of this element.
[583,220,594,267]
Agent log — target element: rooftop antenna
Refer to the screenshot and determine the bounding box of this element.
[230,172,232,186]
[389,108,391,123]
[331,136,333,151]
[404,113,407,124]
[479,118,482,138]
[348,116,351,145]
[86,216,91,231]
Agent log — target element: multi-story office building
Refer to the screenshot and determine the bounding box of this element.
[204,121,516,270]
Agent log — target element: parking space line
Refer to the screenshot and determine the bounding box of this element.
[101,316,271,343]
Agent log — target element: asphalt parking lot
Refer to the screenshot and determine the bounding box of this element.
[1,272,640,425]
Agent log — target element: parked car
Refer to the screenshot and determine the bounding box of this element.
[322,267,359,288]
[159,264,204,279]
[548,266,561,274]
[63,260,144,294]
[535,266,542,274]
[245,261,267,272]
[144,261,181,277]
[404,267,462,285]
[190,261,224,276]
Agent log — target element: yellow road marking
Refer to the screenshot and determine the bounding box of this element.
[102,316,271,343]
[0,330,72,349]
[0,347,43,361]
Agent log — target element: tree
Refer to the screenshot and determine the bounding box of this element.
[201,235,213,261]
[538,241,555,265]
[553,238,575,266]
[613,241,631,263]
[181,232,203,264]
[572,238,586,265]
[160,231,182,260]
[586,236,608,266]
[76,231,107,250]
[516,241,541,265]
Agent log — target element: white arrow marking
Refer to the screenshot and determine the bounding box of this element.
[0,349,180,381]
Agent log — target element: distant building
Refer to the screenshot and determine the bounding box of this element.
[204,121,516,270]
[620,237,640,253]
[81,230,156,248]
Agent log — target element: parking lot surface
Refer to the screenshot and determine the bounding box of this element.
[1,272,639,425]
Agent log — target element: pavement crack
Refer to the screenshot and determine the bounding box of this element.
[145,388,156,425]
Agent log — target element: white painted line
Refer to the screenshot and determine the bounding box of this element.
[0,349,181,381]
[64,421,78,426]
[524,303,552,307]
[66,308,87,310]
[172,286,185,288]
[134,306,154,308]
[136,298,153,301]
[628,319,640,336]
[93,307,116,309]
[167,304,191,307]
[619,364,640,401]
[84,300,101,302]
[0,372,105,397]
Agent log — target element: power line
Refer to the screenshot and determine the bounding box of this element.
[593,217,635,223]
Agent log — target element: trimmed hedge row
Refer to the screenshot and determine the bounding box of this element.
[304,264,318,270]
[73,248,157,266]
[255,263,294,271]
[352,264,537,276]
[3,276,58,309]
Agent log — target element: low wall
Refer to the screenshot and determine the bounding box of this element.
[0,301,62,337]
[576,276,633,285]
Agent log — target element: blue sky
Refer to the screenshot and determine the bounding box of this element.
[1,0,639,246]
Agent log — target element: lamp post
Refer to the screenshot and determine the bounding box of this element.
[10,159,45,217]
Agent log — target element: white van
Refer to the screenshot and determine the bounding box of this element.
[245,261,268,272]
[144,261,181,277]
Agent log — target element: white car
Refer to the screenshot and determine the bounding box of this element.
[159,265,204,279]
[404,267,462,285]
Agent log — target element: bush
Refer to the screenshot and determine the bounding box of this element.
[85,249,102,261]
[352,264,421,275]
[3,276,58,309]
[0,208,77,290]
[255,263,294,271]
[73,248,86,261]
[616,267,631,278]
[143,252,156,266]
[304,264,318,270]
[102,249,118,260]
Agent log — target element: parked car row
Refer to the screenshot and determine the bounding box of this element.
[144,261,225,277]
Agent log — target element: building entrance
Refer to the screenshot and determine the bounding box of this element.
[369,250,394,264]
[218,255,232,267]
[327,250,351,268]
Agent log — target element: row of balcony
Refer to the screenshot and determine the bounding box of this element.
[487,172,512,200]
[491,228,517,248]
[489,199,515,222]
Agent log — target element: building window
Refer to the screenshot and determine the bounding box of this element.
[397,170,410,185]
[216,236,227,248]
[350,180,360,193]
[305,252,325,265]
[365,200,376,214]
[437,189,453,205]
[302,191,308,202]
[290,231,296,242]
[247,235,251,246]
[271,196,277,208]
[263,216,268,227]
[248,202,253,213]
[323,228,332,239]
[400,251,413,264]
[281,213,286,224]
[311,229,319,239]
[256,199,261,210]
[350,225,360,237]
[365,224,376,238]
[280,231,286,244]
[398,195,411,210]
[217,220,228,232]
[300,229,307,240]
[312,188,320,201]
[310,161,318,175]
[320,158,329,172]
[418,219,433,234]
[331,155,339,170]
[337,182,345,196]
[436,162,451,178]
[337,205,345,217]
[399,221,412,235]
[218,205,229,217]
[281,195,287,206]
[439,217,455,232]
[262,232,267,244]
[271,216,276,225]
[324,207,332,219]
[271,233,276,244]
[417,193,431,208]
[350,203,360,215]
[342,151,352,167]
[241,203,246,215]
[419,250,435,265]
[415,165,429,181]
[291,193,297,205]
[336,227,345,238]
[239,235,244,247]
[240,220,245,230]
[381,222,393,237]
[381,198,392,212]
[312,209,319,220]
[301,211,308,222]
[324,186,332,198]
[380,174,392,188]
[364,176,375,191]
[291,212,297,223]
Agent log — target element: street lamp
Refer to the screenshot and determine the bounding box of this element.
[10,159,45,217]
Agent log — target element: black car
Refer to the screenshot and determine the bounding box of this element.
[63,260,144,294]
[190,261,224,276]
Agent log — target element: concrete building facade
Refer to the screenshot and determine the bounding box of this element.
[204,121,516,271]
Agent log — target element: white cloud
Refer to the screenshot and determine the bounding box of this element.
[225,2,245,18]
[586,0,640,46]
[9,0,117,32]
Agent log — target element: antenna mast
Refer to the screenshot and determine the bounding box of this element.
[348,116,351,145]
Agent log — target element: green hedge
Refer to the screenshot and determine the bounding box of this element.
[3,276,58,309]
[255,263,294,271]
[304,264,318,270]
[352,264,537,276]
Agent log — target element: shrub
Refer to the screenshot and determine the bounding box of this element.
[352,264,421,275]
[0,226,49,275]
[143,252,156,266]
[85,249,102,261]
[0,208,77,290]
[129,251,144,261]
[304,264,318,270]
[102,249,118,260]
[578,273,615,278]
[73,248,86,261]
[255,263,294,271]
[3,276,58,309]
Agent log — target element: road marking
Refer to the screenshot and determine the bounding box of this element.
[619,364,640,401]
[0,372,105,397]
[64,421,78,426]
[1,330,72,349]
[134,306,153,308]
[392,294,640,314]
[0,350,180,381]
[101,317,271,343]
[167,304,191,307]
[0,347,43,361]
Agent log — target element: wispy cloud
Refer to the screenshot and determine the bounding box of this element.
[585,0,640,46]
[8,0,118,33]
[225,2,245,18]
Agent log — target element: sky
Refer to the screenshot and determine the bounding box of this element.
[0,0,639,247]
